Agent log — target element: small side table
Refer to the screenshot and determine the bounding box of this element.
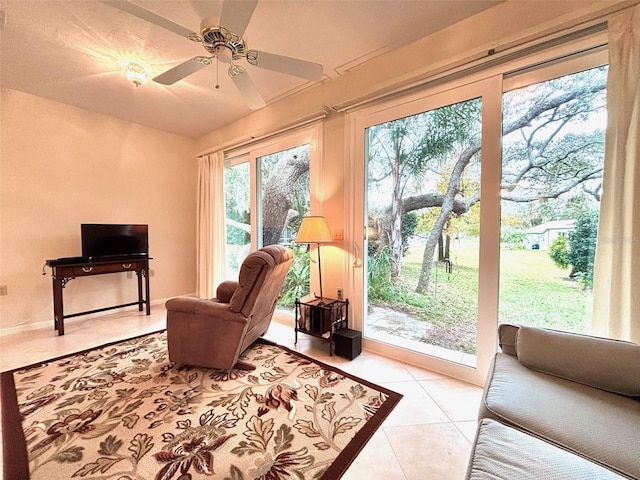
[294,296,349,355]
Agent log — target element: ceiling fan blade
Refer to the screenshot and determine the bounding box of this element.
[220,0,258,37]
[100,1,196,38]
[228,64,266,110]
[154,57,212,85]
[247,50,323,81]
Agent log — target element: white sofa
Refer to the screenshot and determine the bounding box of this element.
[466,324,640,479]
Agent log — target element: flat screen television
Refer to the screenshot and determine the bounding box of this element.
[81,224,149,260]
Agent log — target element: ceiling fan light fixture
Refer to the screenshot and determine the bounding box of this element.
[246,50,259,65]
[194,56,213,66]
[227,63,246,78]
[103,0,322,108]
[125,62,147,87]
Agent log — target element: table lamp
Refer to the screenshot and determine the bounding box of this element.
[295,216,332,300]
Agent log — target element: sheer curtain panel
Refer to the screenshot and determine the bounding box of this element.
[592,4,640,342]
[196,152,227,298]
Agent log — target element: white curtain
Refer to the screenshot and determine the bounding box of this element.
[196,152,227,299]
[592,4,640,343]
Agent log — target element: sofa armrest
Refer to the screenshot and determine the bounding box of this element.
[516,326,640,396]
[497,323,519,356]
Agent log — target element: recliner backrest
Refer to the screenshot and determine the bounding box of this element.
[229,245,294,318]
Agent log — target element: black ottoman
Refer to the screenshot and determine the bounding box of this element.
[333,329,362,359]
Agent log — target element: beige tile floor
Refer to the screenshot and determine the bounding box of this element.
[0,306,482,479]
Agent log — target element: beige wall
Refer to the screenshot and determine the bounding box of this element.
[0,88,198,332]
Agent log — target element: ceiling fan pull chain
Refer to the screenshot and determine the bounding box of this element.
[215,56,220,89]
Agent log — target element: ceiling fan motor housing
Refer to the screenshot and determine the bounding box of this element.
[199,18,248,63]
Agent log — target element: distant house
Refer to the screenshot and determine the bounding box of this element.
[524,220,576,251]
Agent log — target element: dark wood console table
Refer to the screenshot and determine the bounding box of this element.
[45,256,151,335]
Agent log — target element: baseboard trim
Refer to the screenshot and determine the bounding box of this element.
[0,295,190,337]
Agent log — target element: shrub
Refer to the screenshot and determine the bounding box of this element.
[279,246,310,308]
[401,212,418,255]
[568,211,598,288]
[501,228,526,245]
[549,235,570,270]
[367,245,400,301]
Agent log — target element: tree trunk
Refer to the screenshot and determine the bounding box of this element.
[416,147,478,293]
[262,152,309,246]
[390,150,403,281]
[444,234,451,260]
[417,213,451,293]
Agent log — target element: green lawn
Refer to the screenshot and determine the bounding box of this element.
[374,238,592,354]
[496,248,591,332]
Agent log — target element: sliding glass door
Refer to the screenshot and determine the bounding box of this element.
[351,40,607,384]
[258,145,310,248]
[257,145,311,306]
[224,126,321,309]
[353,78,502,384]
[365,96,483,366]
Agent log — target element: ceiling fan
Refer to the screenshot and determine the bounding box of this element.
[101,0,324,109]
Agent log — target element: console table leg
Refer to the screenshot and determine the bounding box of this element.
[137,270,143,312]
[52,277,64,336]
[294,301,299,345]
[144,269,151,315]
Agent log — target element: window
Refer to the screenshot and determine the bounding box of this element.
[353,77,500,384]
[499,65,607,333]
[351,35,607,384]
[224,160,251,278]
[365,95,483,367]
[224,126,322,310]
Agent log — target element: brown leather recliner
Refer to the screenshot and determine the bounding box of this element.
[165,244,294,369]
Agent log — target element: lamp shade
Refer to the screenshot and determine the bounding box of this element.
[295,216,332,244]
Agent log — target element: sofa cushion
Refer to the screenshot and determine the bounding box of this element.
[467,419,627,479]
[516,326,640,396]
[480,353,640,479]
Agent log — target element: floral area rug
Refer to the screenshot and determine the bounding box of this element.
[1,331,402,480]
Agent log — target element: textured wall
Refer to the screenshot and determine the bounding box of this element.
[0,88,198,332]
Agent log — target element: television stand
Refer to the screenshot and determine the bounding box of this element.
[45,256,151,335]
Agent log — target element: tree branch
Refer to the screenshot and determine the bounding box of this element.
[501,167,602,202]
[400,193,469,215]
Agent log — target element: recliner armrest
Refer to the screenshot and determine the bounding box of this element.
[165,296,242,320]
[217,281,240,303]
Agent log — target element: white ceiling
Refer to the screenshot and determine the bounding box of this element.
[0,0,502,138]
